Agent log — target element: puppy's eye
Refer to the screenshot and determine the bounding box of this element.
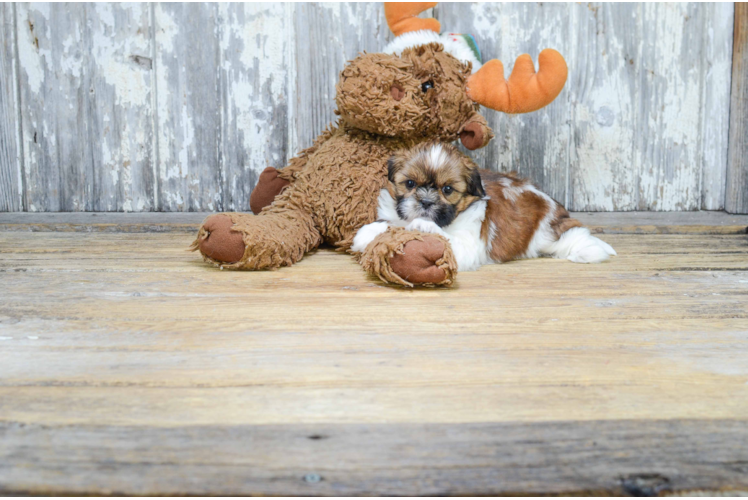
[421,80,434,92]
[405,180,416,189]
[442,186,454,195]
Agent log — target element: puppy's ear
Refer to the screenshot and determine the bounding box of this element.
[387,156,397,182]
[466,168,486,198]
[387,153,406,183]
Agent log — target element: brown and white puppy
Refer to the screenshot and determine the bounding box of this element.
[387,141,485,228]
[352,142,616,271]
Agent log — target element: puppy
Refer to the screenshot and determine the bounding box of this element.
[352,141,616,271]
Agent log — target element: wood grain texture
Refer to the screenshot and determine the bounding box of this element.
[1,211,747,234]
[1,420,747,496]
[0,3,739,212]
[153,3,221,211]
[701,3,735,210]
[727,3,748,214]
[218,3,293,212]
[0,3,22,212]
[15,3,154,212]
[438,3,734,211]
[0,225,747,495]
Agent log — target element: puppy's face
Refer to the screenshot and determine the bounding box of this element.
[387,142,485,227]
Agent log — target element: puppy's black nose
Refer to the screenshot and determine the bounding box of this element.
[420,200,434,209]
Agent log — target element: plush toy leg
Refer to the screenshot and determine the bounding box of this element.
[359,227,457,287]
[249,167,290,215]
[192,210,321,270]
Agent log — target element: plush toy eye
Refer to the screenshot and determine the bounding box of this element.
[421,80,434,92]
[442,186,453,195]
[405,180,416,189]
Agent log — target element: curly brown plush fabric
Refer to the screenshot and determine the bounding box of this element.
[192,2,567,286]
[193,43,491,286]
[359,226,457,287]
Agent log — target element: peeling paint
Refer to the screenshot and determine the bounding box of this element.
[2,2,738,213]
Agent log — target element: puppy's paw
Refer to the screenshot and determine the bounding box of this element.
[406,218,442,234]
[351,221,389,253]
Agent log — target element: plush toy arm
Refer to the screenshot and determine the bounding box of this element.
[358,226,457,287]
[459,113,494,151]
[249,126,338,214]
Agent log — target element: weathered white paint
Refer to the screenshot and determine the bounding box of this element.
[442,2,734,211]
[0,3,23,211]
[15,3,154,212]
[567,3,639,211]
[154,3,222,212]
[700,3,735,210]
[0,2,740,213]
[218,3,293,211]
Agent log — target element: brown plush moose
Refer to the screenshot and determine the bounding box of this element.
[192,2,568,286]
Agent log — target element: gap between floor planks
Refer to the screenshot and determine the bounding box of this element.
[0,211,747,234]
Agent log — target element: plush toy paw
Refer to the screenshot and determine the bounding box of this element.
[192,214,245,264]
[249,167,290,215]
[390,236,453,284]
[359,227,457,287]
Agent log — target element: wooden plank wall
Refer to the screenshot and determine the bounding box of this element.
[0,3,741,213]
[727,3,748,214]
[0,3,22,211]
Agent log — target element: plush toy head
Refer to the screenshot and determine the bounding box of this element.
[336,44,482,147]
[335,2,568,151]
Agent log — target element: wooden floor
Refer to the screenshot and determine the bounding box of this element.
[1,212,747,496]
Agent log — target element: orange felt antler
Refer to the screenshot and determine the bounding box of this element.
[384,2,440,37]
[467,49,568,114]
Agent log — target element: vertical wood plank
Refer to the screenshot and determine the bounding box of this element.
[218,3,293,212]
[0,3,22,211]
[636,3,708,211]
[291,3,392,153]
[16,3,91,211]
[87,4,154,212]
[153,3,221,211]
[727,3,748,214]
[15,3,153,212]
[700,3,734,210]
[567,3,640,211]
[438,3,573,205]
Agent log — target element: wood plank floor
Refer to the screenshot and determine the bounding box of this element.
[1,213,747,495]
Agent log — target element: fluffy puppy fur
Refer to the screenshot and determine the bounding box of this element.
[352,142,616,271]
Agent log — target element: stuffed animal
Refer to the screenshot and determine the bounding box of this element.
[192,2,568,286]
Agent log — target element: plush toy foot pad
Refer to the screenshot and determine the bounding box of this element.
[360,227,457,287]
[391,237,451,284]
[194,214,245,264]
